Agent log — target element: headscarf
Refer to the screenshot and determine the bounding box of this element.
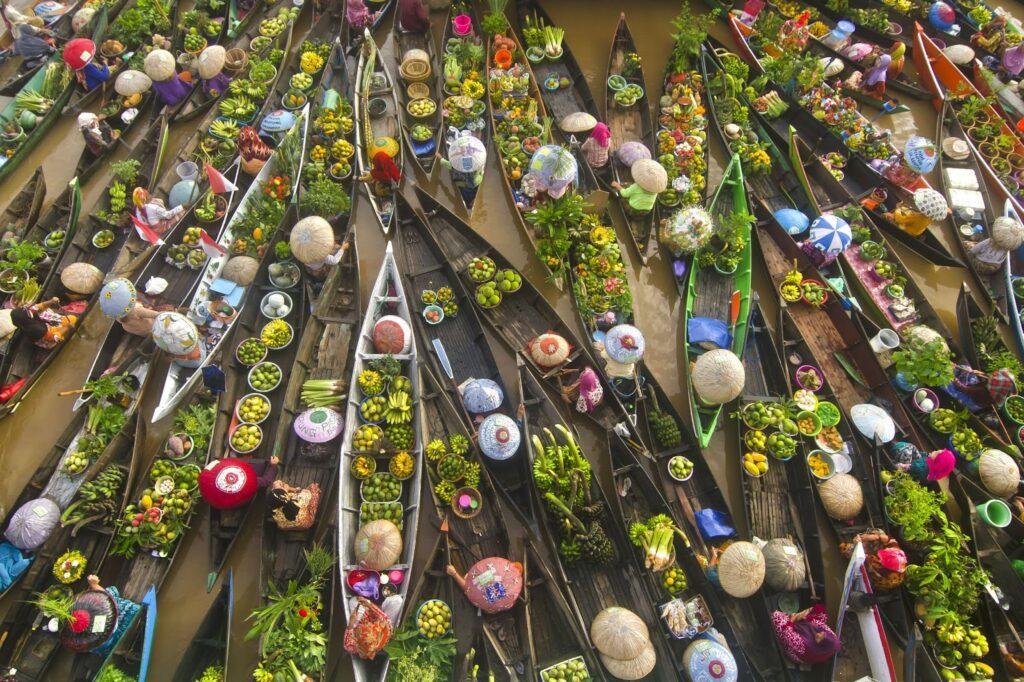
[926,448,956,481]
[589,122,611,148]
[370,151,401,184]
[77,112,99,130]
[10,308,47,342]
[792,605,840,664]
[888,42,906,77]
[865,54,891,87]
[575,367,604,413]
[346,0,371,29]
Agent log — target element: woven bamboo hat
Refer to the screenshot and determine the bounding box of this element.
[198,45,226,79]
[631,158,668,193]
[144,49,176,81]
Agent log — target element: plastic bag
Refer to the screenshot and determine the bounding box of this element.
[344,597,393,660]
[4,497,59,550]
[694,508,735,542]
[687,317,730,351]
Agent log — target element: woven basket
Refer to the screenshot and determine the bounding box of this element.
[406,82,429,100]
[224,48,248,75]
[400,49,431,82]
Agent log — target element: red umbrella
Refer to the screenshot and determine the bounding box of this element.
[199,458,258,509]
[448,557,522,614]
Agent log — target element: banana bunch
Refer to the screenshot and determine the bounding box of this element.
[61,465,127,528]
[384,390,413,425]
[931,620,990,676]
[109,181,127,214]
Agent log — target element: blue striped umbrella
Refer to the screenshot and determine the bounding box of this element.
[809,214,851,255]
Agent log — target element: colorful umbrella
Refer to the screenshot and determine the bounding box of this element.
[99,278,137,320]
[461,378,504,414]
[774,208,810,235]
[808,214,851,255]
[913,188,949,221]
[199,458,258,509]
[294,407,344,443]
[605,324,646,364]
[479,413,520,461]
[903,136,938,174]
[528,145,577,194]
[458,557,523,613]
[527,333,571,368]
[928,1,956,30]
[446,131,487,173]
[152,312,199,355]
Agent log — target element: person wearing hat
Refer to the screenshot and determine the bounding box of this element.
[886,42,906,79]
[10,297,78,350]
[860,52,891,98]
[612,158,666,215]
[11,17,55,67]
[64,37,114,91]
[359,150,402,194]
[73,575,140,656]
[398,0,430,34]
[972,14,1008,53]
[133,188,185,234]
[145,48,192,108]
[438,130,486,199]
[197,44,231,97]
[77,112,119,156]
[580,122,612,169]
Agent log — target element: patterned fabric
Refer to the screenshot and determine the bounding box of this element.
[771,605,836,665]
[987,368,1017,404]
[92,587,139,656]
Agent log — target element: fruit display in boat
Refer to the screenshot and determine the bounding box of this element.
[358,369,385,396]
[384,391,413,425]
[662,565,687,596]
[93,229,114,248]
[766,432,796,460]
[290,73,313,90]
[331,138,354,159]
[237,394,270,422]
[183,227,202,246]
[351,455,376,480]
[411,124,432,142]
[385,424,413,450]
[361,472,401,502]
[261,319,292,348]
[436,286,453,302]
[442,300,459,317]
[389,452,414,479]
[668,456,693,480]
[231,424,262,452]
[494,268,521,292]
[416,599,451,638]
[354,424,383,450]
[390,376,412,393]
[187,249,206,268]
[45,230,65,248]
[408,98,437,117]
[475,282,502,308]
[361,396,387,422]
[360,501,403,528]
[438,454,466,481]
[236,338,266,365]
[184,28,206,52]
[421,289,437,304]
[249,362,281,391]
[743,452,768,477]
[467,256,495,282]
[540,656,590,682]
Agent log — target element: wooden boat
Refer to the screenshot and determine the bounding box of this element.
[0,52,74,184]
[419,361,531,676]
[0,167,47,240]
[412,188,638,477]
[338,242,423,682]
[392,15,442,174]
[802,0,911,48]
[170,571,233,682]
[738,300,830,681]
[605,12,657,263]
[345,0,393,45]
[0,179,83,419]
[951,474,1024,681]
[683,154,752,447]
[437,1,487,213]
[723,24,962,267]
[205,207,307,590]
[0,0,89,95]
[354,29,401,234]
[486,29,559,288]
[913,23,1024,218]
[517,359,684,680]
[259,226,357,597]
[0,353,152,681]
[150,107,308,422]
[1000,202,1024,358]
[85,586,157,682]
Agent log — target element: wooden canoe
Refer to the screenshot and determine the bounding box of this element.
[0,167,47,240]
[170,571,234,682]
[338,242,422,682]
[683,154,752,447]
[392,16,442,174]
[83,586,158,682]
[345,0,393,46]
[606,12,657,263]
[354,30,402,234]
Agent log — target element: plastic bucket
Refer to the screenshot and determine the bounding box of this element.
[453,14,472,36]
[176,161,198,181]
[869,329,900,353]
[977,499,1012,528]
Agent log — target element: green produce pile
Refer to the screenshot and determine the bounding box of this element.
[361,472,401,502]
[60,465,127,529]
[541,656,591,682]
[360,501,403,528]
[112,457,200,558]
[62,377,133,475]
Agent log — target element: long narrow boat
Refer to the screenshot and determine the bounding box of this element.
[0,167,46,240]
[0,47,75,184]
[0,179,83,419]
[206,205,307,590]
[437,1,487,213]
[338,242,422,682]
[150,107,307,422]
[605,12,657,262]
[739,300,829,681]
[354,29,401,234]
[0,353,152,681]
[419,361,531,676]
[259,226,357,598]
[0,0,93,95]
[950,474,1024,681]
[86,586,157,682]
[170,571,233,682]
[913,22,1024,217]
[344,0,393,45]
[683,154,752,447]
[392,16,441,174]
[1000,202,1024,358]
[517,359,684,681]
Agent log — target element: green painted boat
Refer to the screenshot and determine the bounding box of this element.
[683,153,752,447]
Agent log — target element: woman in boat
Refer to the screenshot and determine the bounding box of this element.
[199,455,279,509]
[77,112,119,156]
[398,0,430,33]
[268,479,320,530]
[345,0,378,31]
[439,130,486,199]
[133,188,186,234]
[64,575,141,657]
[145,48,192,108]
[63,37,113,92]
[10,297,78,350]
[11,17,55,68]
[771,604,840,666]
[359,150,402,195]
[861,52,891,98]
[522,145,577,205]
[580,123,612,169]
[611,158,666,215]
[197,44,231,98]
[559,366,604,415]
[973,14,1009,53]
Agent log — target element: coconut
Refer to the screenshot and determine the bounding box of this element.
[221,255,259,286]
[992,215,1024,251]
[353,519,402,571]
[60,262,103,294]
[692,349,745,406]
[590,607,650,661]
[760,538,806,592]
[716,541,765,598]
[819,473,863,520]
[599,641,656,680]
[979,449,1021,498]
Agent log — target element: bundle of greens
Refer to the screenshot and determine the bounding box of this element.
[629,514,683,571]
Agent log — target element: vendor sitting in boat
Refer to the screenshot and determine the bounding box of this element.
[10,297,80,350]
[346,0,380,31]
[144,48,192,109]
[59,575,140,656]
[63,38,115,92]
[612,159,667,215]
[290,216,347,280]
[359,140,402,195]
[882,188,949,238]
[397,0,429,34]
[854,50,891,98]
[580,122,612,170]
[439,130,486,200]
[133,188,186,234]
[973,14,1009,54]
[11,17,55,69]
[771,605,840,666]
[520,144,577,207]
[77,112,119,157]
[197,45,231,98]
[151,311,206,368]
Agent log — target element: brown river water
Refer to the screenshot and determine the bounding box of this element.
[1,0,1022,679]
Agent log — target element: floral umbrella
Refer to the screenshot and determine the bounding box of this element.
[99,278,137,320]
[294,407,343,443]
[479,414,520,461]
[808,214,851,255]
[461,378,504,414]
[447,131,486,173]
[152,312,199,355]
[454,557,523,613]
[605,324,645,364]
[528,145,577,194]
[660,206,715,256]
[913,188,948,221]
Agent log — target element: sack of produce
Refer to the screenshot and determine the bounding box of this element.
[4,497,60,550]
